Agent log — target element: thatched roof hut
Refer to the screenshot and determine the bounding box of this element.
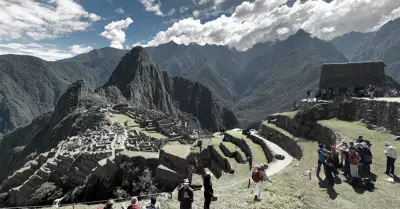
[319,61,386,89]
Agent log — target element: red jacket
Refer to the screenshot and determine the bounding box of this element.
[350,152,360,165]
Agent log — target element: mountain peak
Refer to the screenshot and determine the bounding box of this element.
[293,29,311,37]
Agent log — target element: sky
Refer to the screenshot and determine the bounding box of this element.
[0,0,400,61]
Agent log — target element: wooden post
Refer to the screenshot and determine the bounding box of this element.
[72,204,75,209]
[309,169,312,180]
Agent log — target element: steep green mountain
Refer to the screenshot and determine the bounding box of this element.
[330,31,373,59]
[352,18,400,81]
[0,48,127,133]
[102,46,239,131]
[146,42,244,107]
[235,29,348,126]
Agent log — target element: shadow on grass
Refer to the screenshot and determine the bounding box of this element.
[392,174,400,183]
[318,179,338,200]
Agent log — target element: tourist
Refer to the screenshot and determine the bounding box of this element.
[390,88,398,97]
[342,147,351,177]
[359,142,373,173]
[127,197,140,209]
[330,146,340,172]
[336,141,348,166]
[384,142,397,175]
[103,200,115,209]
[349,147,360,178]
[315,89,321,101]
[203,172,214,209]
[178,179,194,209]
[316,144,327,178]
[367,85,376,99]
[252,163,273,201]
[143,197,161,209]
[307,90,311,101]
[325,156,335,186]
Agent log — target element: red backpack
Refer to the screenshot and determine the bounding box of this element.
[252,167,261,183]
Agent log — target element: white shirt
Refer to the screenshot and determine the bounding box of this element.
[385,146,397,159]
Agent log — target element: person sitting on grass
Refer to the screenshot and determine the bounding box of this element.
[102,200,114,209]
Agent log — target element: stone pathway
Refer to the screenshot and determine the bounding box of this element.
[250,131,293,177]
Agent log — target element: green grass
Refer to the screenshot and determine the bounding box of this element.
[226,130,268,166]
[221,141,237,153]
[108,113,167,139]
[280,111,297,119]
[162,141,192,159]
[261,122,293,137]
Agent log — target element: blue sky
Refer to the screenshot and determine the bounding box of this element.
[0,0,400,60]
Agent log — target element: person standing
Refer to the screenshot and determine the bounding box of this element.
[316,144,327,178]
[384,142,397,175]
[252,163,273,201]
[127,197,140,209]
[203,172,214,209]
[349,147,360,178]
[143,197,161,209]
[178,179,194,209]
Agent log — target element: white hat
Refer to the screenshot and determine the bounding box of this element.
[385,142,390,146]
[183,178,189,184]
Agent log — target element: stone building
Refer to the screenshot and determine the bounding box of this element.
[319,61,386,96]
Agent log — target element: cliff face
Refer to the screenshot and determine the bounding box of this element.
[102,46,239,131]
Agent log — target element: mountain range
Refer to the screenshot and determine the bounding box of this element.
[2,17,400,133]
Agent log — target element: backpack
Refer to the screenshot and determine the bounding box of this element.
[252,167,261,183]
[361,178,375,191]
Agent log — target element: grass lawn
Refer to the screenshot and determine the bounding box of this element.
[118,150,159,159]
[262,122,293,137]
[226,130,268,166]
[108,113,167,139]
[280,111,297,119]
[157,120,400,209]
[162,141,192,158]
[205,136,251,186]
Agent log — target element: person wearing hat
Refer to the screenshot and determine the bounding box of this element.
[384,142,397,175]
[203,172,214,209]
[178,178,194,209]
[143,196,160,209]
[127,197,140,209]
[103,200,114,209]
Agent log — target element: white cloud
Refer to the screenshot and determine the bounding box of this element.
[166,8,176,16]
[101,17,134,49]
[70,45,93,55]
[198,0,209,5]
[0,0,101,41]
[115,7,125,14]
[0,43,91,61]
[138,0,175,17]
[214,0,225,5]
[180,6,189,13]
[147,0,400,51]
[277,27,290,36]
[192,10,200,17]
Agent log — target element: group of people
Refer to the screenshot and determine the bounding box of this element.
[316,136,398,187]
[101,196,160,209]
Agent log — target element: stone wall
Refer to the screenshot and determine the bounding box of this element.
[271,114,340,146]
[223,133,251,159]
[208,146,233,174]
[260,124,303,160]
[352,98,400,135]
[248,134,274,163]
[159,150,190,177]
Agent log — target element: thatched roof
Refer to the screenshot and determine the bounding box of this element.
[319,61,386,89]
